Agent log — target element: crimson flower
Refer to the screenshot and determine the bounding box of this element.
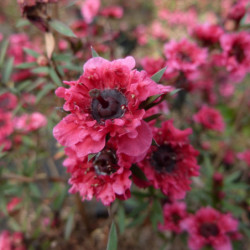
[181,207,239,250]
[193,105,225,132]
[63,140,133,206]
[159,201,188,233]
[53,56,171,158]
[137,120,200,199]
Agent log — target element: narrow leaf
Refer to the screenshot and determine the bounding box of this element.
[2,57,14,83]
[49,20,77,38]
[49,68,62,86]
[16,62,37,69]
[23,48,40,58]
[35,84,55,103]
[131,165,148,181]
[144,113,162,122]
[16,19,30,28]
[32,67,49,74]
[117,205,125,234]
[91,47,99,58]
[64,212,74,240]
[88,153,97,162]
[107,221,118,250]
[0,40,9,66]
[151,67,167,83]
[169,88,181,96]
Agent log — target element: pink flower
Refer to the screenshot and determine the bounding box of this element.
[0,112,13,140]
[215,32,250,81]
[100,6,123,19]
[193,106,225,132]
[159,8,198,28]
[227,0,247,22]
[71,20,89,38]
[150,21,168,40]
[7,197,21,214]
[164,39,207,75]
[53,56,172,158]
[0,93,17,113]
[159,201,188,233]
[137,120,200,199]
[81,0,100,24]
[0,231,11,250]
[14,112,47,133]
[191,23,224,46]
[237,150,250,166]
[134,25,148,45]
[140,57,165,77]
[8,34,38,82]
[63,141,133,206]
[0,231,25,250]
[181,207,239,250]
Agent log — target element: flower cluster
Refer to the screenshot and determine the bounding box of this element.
[53,55,179,205]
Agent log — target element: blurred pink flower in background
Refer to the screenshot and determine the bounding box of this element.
[193,106,225,132]
[237,150,250,166]
[81,0,100,24]
[159,202,188,233]
[181,207,239,250]
[14,112,47,133]
[100,6,123,19]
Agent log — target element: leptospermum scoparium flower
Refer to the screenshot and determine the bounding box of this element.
[53,56,172,159]
[137,120,200,199]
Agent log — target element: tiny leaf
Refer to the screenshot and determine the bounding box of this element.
[91,46,99,58]
[107,221,118,250]
[144,113,162,122]
[49,20,77,38]
[151,67,167,83]
[23,48,40,58]
[88,153,97,162]
[2,57,14,83]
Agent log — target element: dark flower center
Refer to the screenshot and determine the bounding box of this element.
[172,212,181,224]
[90,89,127,123]
[94,149,118,176]
[177,51,192,63]
[230,42,245,63]
[150,145,177,173]
[199,223,219,237]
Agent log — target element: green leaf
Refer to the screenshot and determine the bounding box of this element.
[36,84,55,103]
[52,186,68,211]
[64,212,75,240]
[169,88,181,96]
[0,40,9,66]
[32,67,49,74]
[88,153,97,162]
[151,67,167,83]
[131,165,148,181]
[144,113,162,122]
[91,47,99,57]
[117,205,125,234]
[16,62,37,69]
[49,68,62,86]
[107,221,118,250]
[150,200,164,230]
[139,94,162,110]
[16,19,30,28]
[2,57,14,83]
[224,171,242,185]
[17,80,32,91]
[23,48,40,58]
[49,20,77,38]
